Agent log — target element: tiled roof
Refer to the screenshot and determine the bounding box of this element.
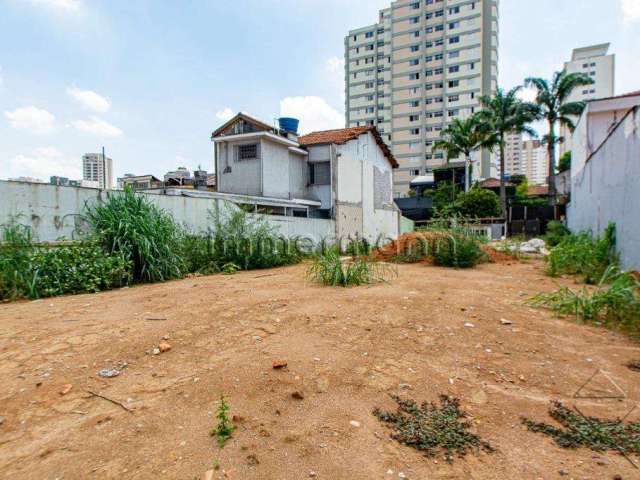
[527,185,549,196]
[298,126,398,168]
[478,178,513,188]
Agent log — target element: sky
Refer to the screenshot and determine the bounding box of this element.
[1,0,639,181]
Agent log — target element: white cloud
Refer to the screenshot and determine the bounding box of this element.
[7,147,81,180]
[71,116,123,137]
[517,86,538,103]
[621,0,640,23]
[215,108,234,122]
[28,0,81,11]
[4,106,55,134]
[66,86,111,113]
[325,56,345,73]
[280,96,344,134]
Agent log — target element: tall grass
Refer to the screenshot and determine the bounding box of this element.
[528,266,640,337]
[547,223,618,284]
[0,219,130,301]
[432,233,486,269]
[306,249,394,287]
[85,188,186,282]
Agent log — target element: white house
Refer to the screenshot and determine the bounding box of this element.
[211,113,400,243]
[568,90,640,270]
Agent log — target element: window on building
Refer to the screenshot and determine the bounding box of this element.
[410,128,420,135]
[236,144,259,161]
[410,72,420,80]
[310,162,331,185]
[435,24,444,31]
[449,80,459,88]
[411,1,420,9]
[449,65,459,73]
[411,45,420,52]
[365,31,373,38]
[410,16,419,24]
[410,58,419,66]
[449,36,460,44]
[409,114,419,122]
[449,6,460,14]
[449,21,459,29]
[410,169,420,176]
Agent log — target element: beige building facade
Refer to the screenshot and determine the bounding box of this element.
[559,43,615,156]
[345,0,499,197]
[82,153,113,190]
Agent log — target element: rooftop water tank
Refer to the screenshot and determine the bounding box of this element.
[278,117,299,134]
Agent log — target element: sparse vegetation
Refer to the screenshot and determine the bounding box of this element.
[547,223,618,284]
[211,394,235,448]
[544,220,570,247]
[373,395,494,463]
[523,401,640,457]
[306,249,394,287]
[432,233,486,269]
[527,266,640,336]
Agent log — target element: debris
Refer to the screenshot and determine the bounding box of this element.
[500,318,513,325]
[145,316,167,321]
[246,454,259,466]
[291,391,305,400]
[308,471,317,477]
[559,469,569,476]
[272,360,288,369]
[350,420,361,428]
[464,323,475,328]
[158,341,172,353]
[59,384,73,395]
[98,368,120,378]
[87,390,133,413]
[627,360,640,372]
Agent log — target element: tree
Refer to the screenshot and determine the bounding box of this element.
[558,151,571,173]
[433,115,487,193]
[525,71,593,202]
[477,87,538,215]
[454,188,501,218]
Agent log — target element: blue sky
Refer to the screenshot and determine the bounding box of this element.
[1,0,639,181]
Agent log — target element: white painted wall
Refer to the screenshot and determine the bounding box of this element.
[568,107,640,270]
[0,181,335,245]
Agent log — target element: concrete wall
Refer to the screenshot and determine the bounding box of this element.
[568,107,640,270]
[0,181,335,245]
[261,139,290,199]
[216,141,262,196]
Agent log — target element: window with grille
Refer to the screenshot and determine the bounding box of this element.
[236,143,259,161]
[310,162,331,185]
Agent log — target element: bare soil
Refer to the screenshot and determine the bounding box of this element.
[1,260,639,480]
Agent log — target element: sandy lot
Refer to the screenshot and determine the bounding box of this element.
[0,260,639,480]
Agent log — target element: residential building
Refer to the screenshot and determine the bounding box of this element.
[7,176,45,183]
[82,153,113,190]
[211,113,400,242]
[164,167,192,184]
[568,90,640,270]
[560,43,615,156]
[118,174,163,191]
[504,131,523,177]
[345,0,499,197]
[521,139,548,186]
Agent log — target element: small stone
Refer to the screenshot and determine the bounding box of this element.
[272,360,288,369]
[59,384,73,395]
[350,420,361,428]
[399,383,412,390]
[398,473,406,479]
[98,368,120,378]
[179,440,186,447]
[315,377,329,393]
[558,470,569,477]
[500,318,513,325]
[464,323,475,328]
[519,375,526,382]
[386,469,394,475]
[291,391,305,400]
[309,471,317,478]
[158,341,172,353]
[246,454,259,466]
[152,348,161,355]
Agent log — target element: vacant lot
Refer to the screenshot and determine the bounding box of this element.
[1,260,639,479]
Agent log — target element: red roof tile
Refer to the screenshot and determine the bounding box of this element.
[527,185,549,196]
[298,126,398,168]
[478,178,513,188]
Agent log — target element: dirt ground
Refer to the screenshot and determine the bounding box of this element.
[1,260,639,480]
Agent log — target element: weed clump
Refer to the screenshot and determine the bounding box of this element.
[432,233,486,269]
[523,401,640,457]
[548,223,618,284]
[373,395,494,463]
[306,250,394,287]
[527,266,640,336]
[211,395,235,448]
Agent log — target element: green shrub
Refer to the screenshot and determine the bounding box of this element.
[547,223,618,284]
[544,220,570,247]
[306,250,394,287]
[345,238,372,257]
[453,188,501,218]
[528,266,640,336]
[85,188,186,282]
[0,221,130,300]
[432,233,485,269]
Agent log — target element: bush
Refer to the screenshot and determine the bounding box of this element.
[306,250,394,287]
[544,220,570,247]
[85,188,186,283]
[547,223,618,284]
[0,221,130,300]
[432,233,486,269]
[453,188,501,218]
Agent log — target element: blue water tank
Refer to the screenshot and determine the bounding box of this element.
[278,117,299,134]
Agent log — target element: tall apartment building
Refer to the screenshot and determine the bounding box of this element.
[559,43,615,156]
[82,153,113,190]
[522,139,548,186]
[345,0,499,197]
[504,131,523,176]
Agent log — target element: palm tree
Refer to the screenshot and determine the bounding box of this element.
[525,70,594,202]
[433,115,487,193]
[477,87,538,215]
